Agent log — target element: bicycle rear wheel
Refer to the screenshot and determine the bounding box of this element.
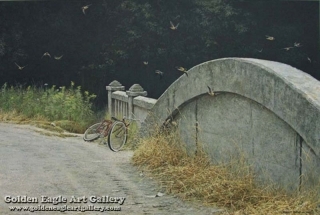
[83,123,103,141]
[107,121,127,152]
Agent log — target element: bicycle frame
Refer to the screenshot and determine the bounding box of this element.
[84,115,141,151]
[97,119,113,136]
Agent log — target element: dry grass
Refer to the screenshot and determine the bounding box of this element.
[132,129,319,215]
[33,130,79,138]
[0,110,84,136]
[0,109,29,122]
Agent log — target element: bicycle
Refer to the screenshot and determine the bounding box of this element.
[83,117,130,152]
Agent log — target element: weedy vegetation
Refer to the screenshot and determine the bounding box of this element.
[132,125,320,215]
[0,81,97,133]
[124,120,139,150]
[1,81,319,214]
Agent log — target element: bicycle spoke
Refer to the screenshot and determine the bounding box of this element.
[83,123,102,141]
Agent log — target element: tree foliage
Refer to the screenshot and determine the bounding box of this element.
[0,0,318,107]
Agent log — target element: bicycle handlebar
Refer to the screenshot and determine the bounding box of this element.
[111,116,120,121]
[111,116,141,122]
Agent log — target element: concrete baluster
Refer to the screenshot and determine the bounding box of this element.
[126,84,147,119]
[106,80,125,117]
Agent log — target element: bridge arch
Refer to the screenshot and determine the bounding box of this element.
[143,58,320,191]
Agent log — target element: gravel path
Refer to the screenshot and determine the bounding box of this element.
[0,123,223,215]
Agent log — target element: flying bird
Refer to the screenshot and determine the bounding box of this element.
[14,62,27,70]
[176,66,188,77]
[173,15,180,20]
[155,70,164,79]
[143,61,148,65]
[294,42,302,47]
[265,35,275,41]
[82,4,92,15]
[257,48,263,53]
[282,47,295,51]
[42,52,51,58]
[170,21,179,30]
[54,55,63,60]
[207,86,215,96]
[307,57,311,63]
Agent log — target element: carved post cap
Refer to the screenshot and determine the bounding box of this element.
[126,84,147,97]
[106,80,125,91]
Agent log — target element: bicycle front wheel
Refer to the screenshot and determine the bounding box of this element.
[83,123,103,141]
[107,121,127,152]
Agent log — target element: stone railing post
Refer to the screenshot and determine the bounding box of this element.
[126,84,147,119]
[106,80,125,117]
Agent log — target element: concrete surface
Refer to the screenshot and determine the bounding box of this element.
[142,58,320,192]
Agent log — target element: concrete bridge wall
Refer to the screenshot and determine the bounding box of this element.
[141,58,320,192]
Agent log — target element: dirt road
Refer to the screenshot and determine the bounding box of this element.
[0,123,222,215]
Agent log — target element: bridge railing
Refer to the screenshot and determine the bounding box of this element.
[106,80,157,126]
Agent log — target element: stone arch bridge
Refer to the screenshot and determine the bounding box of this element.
[106,58,320,192]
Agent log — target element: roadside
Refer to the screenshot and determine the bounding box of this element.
[0,122,223,215]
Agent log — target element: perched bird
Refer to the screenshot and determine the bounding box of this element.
[42,52,51,58]
[164,118,177,127]
[164,118,171,126]
[265,35,275,41]
[207,86,215,96]
[143,61,148,65]
[294,42,302,47]
[82,4,92,15]
[176,66,188,77]
[54,55,63,60]
[14,62,27,70]
[171,121,178,127]
[155,192,164,197]
[282,47,295,51]
[155,70,164,78]
[170,21,179,30]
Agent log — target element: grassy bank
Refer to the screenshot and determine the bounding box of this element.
[132,129,319,215]
[0,82,98,133]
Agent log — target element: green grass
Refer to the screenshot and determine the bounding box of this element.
[0,81,98,133]
[124,119,139,150]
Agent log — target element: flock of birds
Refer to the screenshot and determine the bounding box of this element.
[12,3,313,97]
[13,4,92,71]
[265,36,304,52]
[263,36,311,62]
[14,52,63,71]
[143,20,187,81]
[150,33,308,96]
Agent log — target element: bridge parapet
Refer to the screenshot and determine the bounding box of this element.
[141,58,320,192]
[106,81,157,126]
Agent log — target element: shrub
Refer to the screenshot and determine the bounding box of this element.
[0,82,97,133]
